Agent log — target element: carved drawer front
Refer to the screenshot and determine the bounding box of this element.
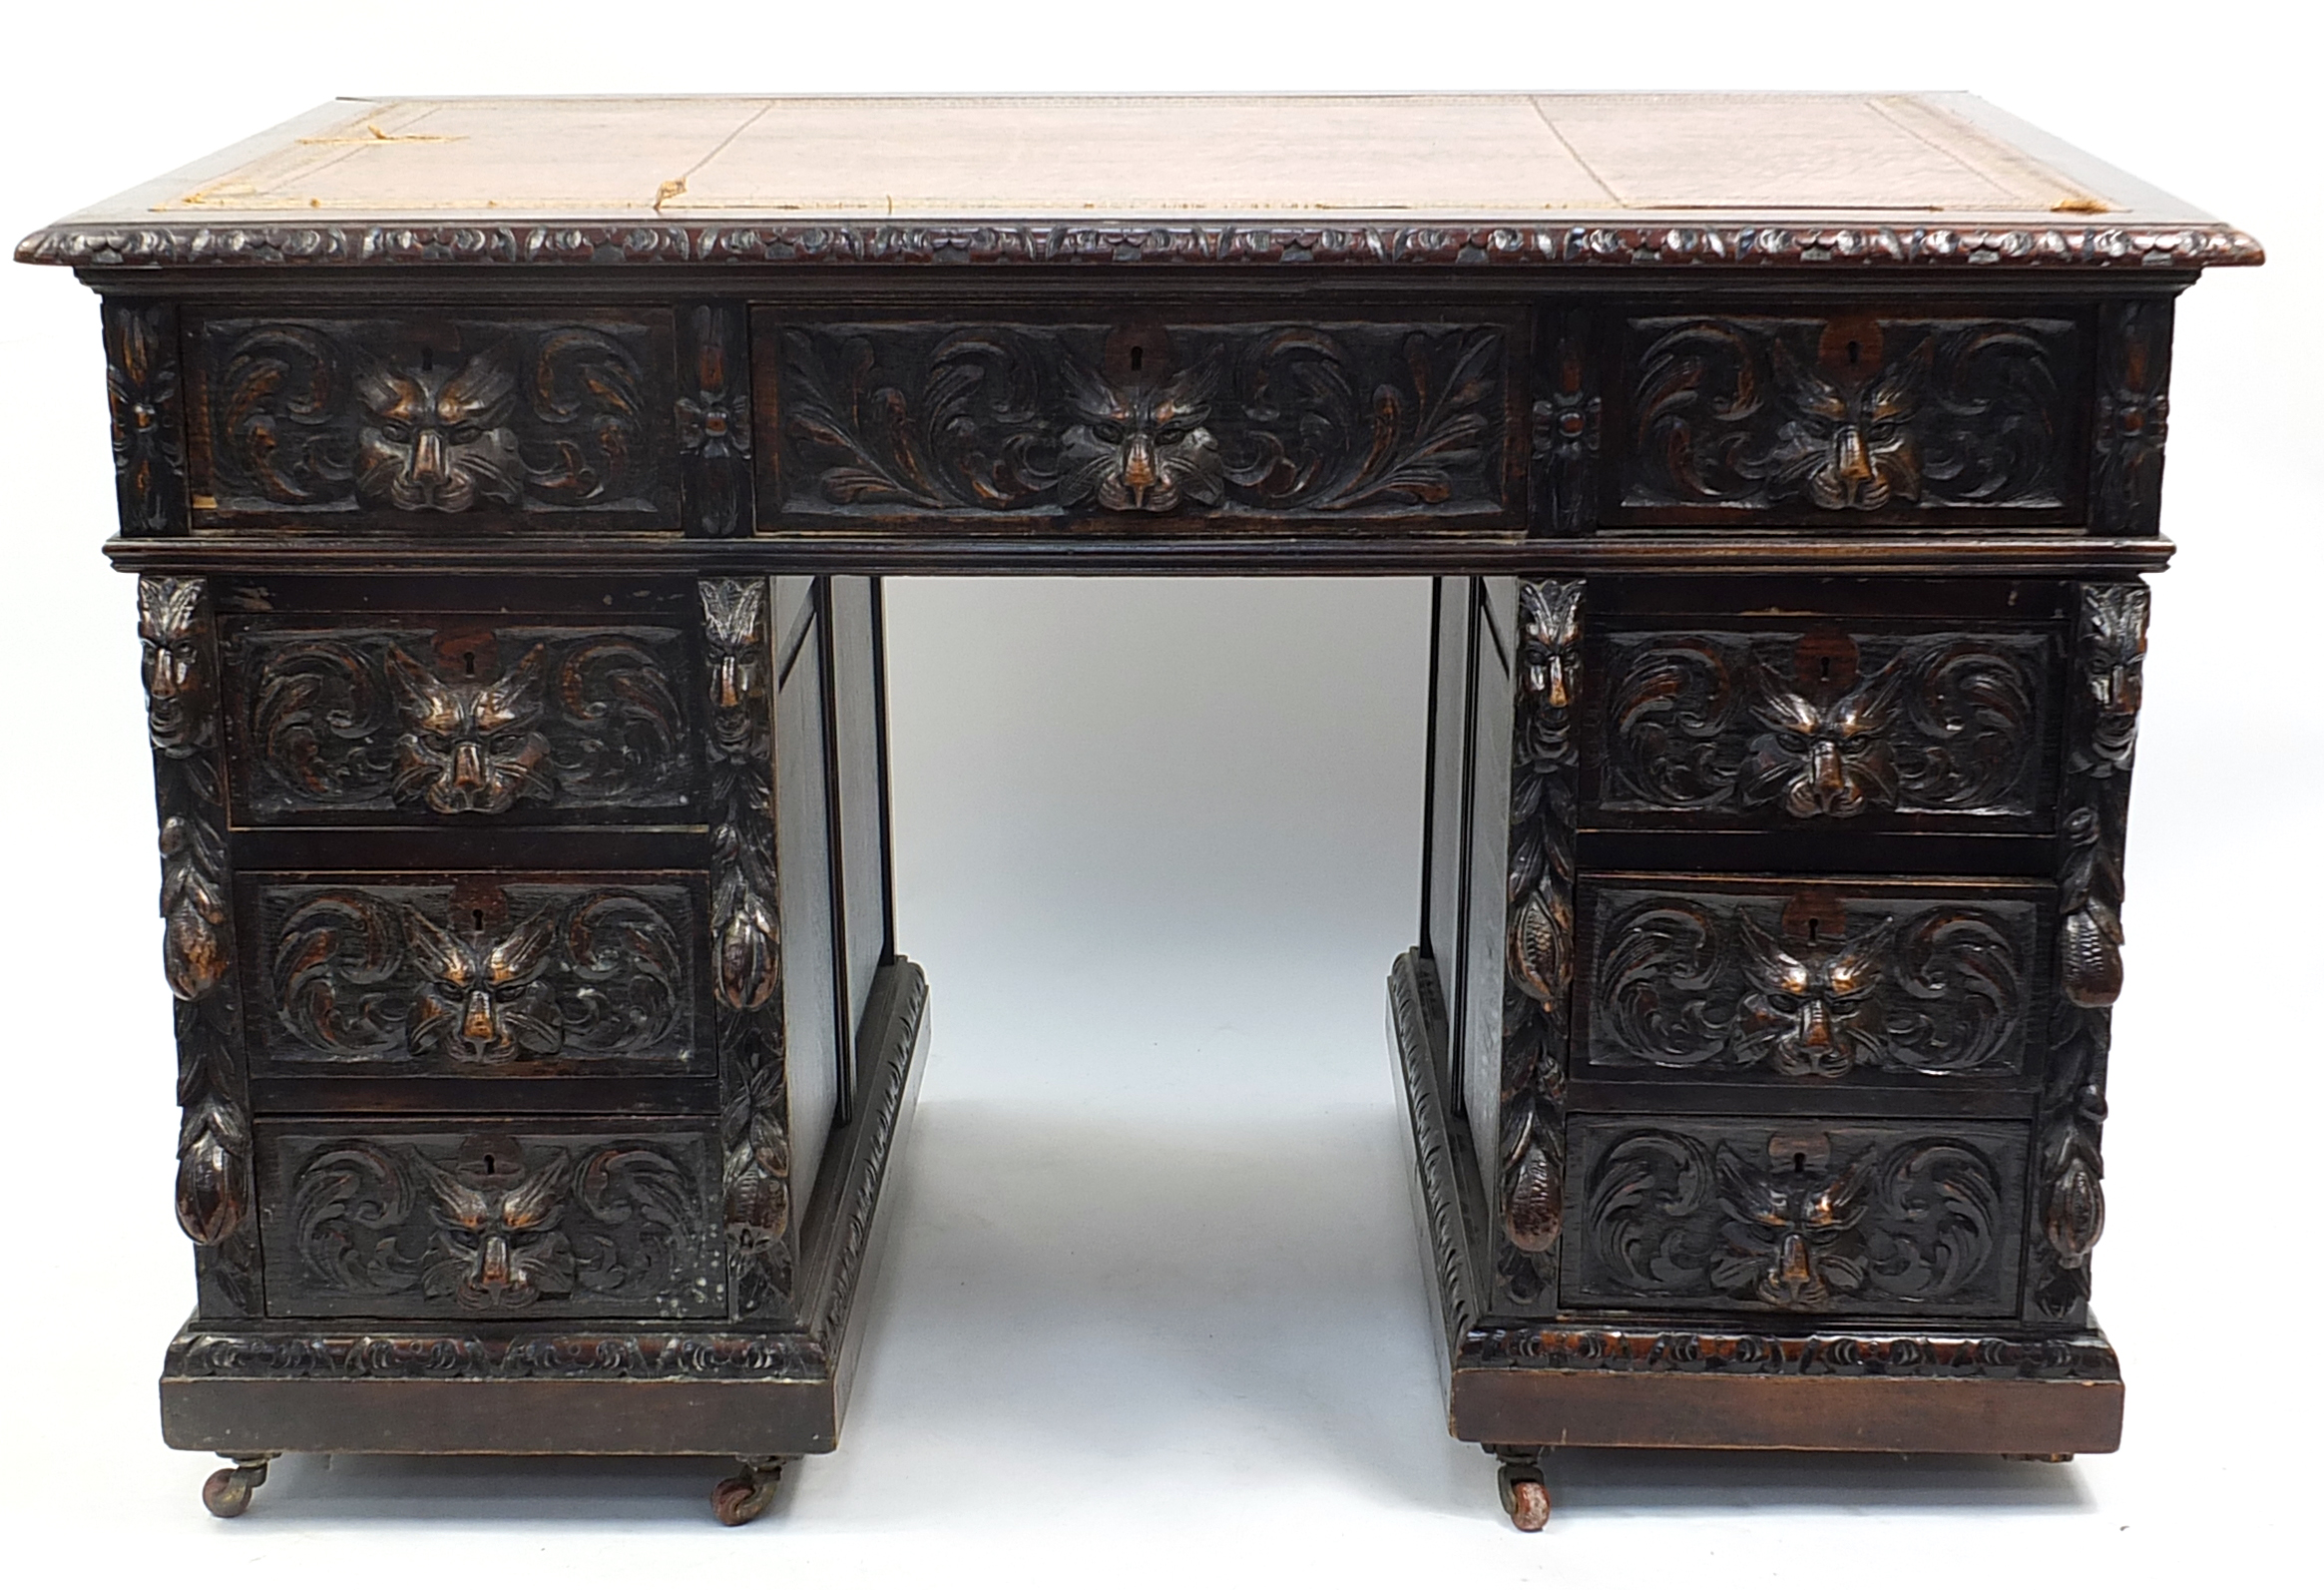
[257,1117,723,1320]
[759,311,1521,529]
[1600,306,2090,530]
[1587,620,2058,832]
[223,616,700,824]
[1577,876,2049,1085]
[185,309,681,528]
[1564,1114,2028,1318]
[242,873,707,1080]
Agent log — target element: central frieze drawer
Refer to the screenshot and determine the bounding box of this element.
[1562,1114,2029,1318]
[255,1117,724,1320]
[756,310,1522,530]
[240,872,709,1080]
[1576,874,2051,1085]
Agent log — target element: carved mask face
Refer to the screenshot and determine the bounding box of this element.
[698,580,766,753]
[1057,360,1226,514]
[355,350,523,512]
[139,578,210,753]
[1732,913,1891,1078]
[1517,581,1583,766]
[386,644,553,814]
[1710,1141,1873,1310]
[2083,587,2147,775]
[412,1137,574,1309]
[1764,341,1927,511]
[1738,661,1904,820]
[402,904,563,1062]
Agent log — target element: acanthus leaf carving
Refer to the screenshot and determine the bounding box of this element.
[2092,299,2173,536]
[105,300,188,534]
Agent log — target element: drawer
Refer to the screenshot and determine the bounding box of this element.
[1577,875,2049,1086]
[241,872,708,1080]
[1585,617,2059,833]
[757,309,1522,530]
[184,307,682,529]
[223,613,702,824]
[1595,304,2091,531]
[1563,1114,2028,1318]
[256,1117,723,1320]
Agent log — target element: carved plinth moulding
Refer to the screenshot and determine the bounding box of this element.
[235,623,694,818]
[771,317,1511,523]
[166,1327,825,1381]
[141,576,260,1316]
[2031,582,2146,1323]
[1597,626,2049,824]
[1460,1325,2118,1380]
[700,579,793,1320]
[1499,579,1583,1305]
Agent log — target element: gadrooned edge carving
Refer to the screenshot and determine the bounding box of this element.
[1458,1325,2119,1380]
[810,964,930,1345]
[165,1328,825,1381]
[1499,579,1583,1306]
[1391,950,1481,1354]
[20,221,2265,270]
[141,575,261,1318]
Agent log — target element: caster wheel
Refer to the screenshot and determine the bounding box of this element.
[202,1458,269,1518]
[1497,1458,1550,1533]
[2007,1452,2075,1463]
[711,1458,783,1526]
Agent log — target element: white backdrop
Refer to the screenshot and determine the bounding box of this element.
[0,6,2314,1586]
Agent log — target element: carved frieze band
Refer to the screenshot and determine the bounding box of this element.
[701,579,793,1321]
[1459,1325,2117,1380]
[259,880,695,1069]
[235,623,694,818]
[2092,300,2173,536]
[141,576,259,1316]
[1569,1117,2026,1316]
[106,301,189,534]
[1499,579,1583,1306]
[1597,627,2049,824]
[2031,582,2145,1323]
[774,318,1509,522]
[1586,884,2038,1079]
[1620,313,2080,521]
[191,313,676,521]
[265,1125,723,1318]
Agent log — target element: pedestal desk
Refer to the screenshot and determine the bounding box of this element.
[18,93,2260,1528]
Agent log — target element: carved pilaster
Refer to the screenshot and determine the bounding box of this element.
[678,302,754,536]
[1531,309,1599,534]
[2030,582,2146,1323]
[2092,300,2173,536]
[1498,579,1583,1305]
[106,302,188,534]
[141,576,258,1316]
[701,579,792,1320]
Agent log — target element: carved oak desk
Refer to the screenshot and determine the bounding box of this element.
[19,93,2259,1529]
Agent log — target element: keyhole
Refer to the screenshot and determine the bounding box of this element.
[461,650,477,678]
[483,1154,497,1175]
[420,344,436,373]
[1846,339,1862,366]
[1818,656,1832,683]
[472,908,486,931]
[1129,344,1145,373]
[1806,916,1821,942]
[1792,1152,1808,1175]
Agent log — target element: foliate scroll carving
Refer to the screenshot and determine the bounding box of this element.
[261,881,692,1068]
[2092,300,2173,536]
[775,319,1509,522]
[1572,1120,2023,1315]
[701,579,792,1320]
[105,301,188,533]
[269,1128,722,1318]
[196,314,675,520]
[1460,1324,2118,1380]
[677,301,753,536]
[1620,313,2079,519]
[1499,580,1583,1304]
[167,1327,823,1381]
[237,624,693,818]
[141,577,258,1316]
[2031,582,2146,1322]
[1598,627,2047,824]
[1588,886,2035,1079]
[1531,309,1600,534]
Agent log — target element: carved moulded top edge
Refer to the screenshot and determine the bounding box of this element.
[18,221,2266,271]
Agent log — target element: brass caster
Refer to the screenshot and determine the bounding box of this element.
[202,1454,274,1518]
[2006,1452,2076,1463]
[1496,1454,1550,1533]
[711,1456,784,1526]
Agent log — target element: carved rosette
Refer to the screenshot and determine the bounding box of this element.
[701,579,792,1319]
[2032,583,2146,1321]
[141,577,259,1315]
[678,302,753,536]
[2092,300,2173,536]
[105,301,188,534]
[1531,308,1600,533]
[1499,579,1583,1303]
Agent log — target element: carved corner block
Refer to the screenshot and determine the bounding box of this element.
[1497,579,1583,1310]
[105,301,189,535]
[679,302,754,537]
[140,576,260,1317]
[2092,300,2174,536]
[1530,309,1600,534]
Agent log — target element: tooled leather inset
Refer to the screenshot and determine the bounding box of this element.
[1600,626,2045,822]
